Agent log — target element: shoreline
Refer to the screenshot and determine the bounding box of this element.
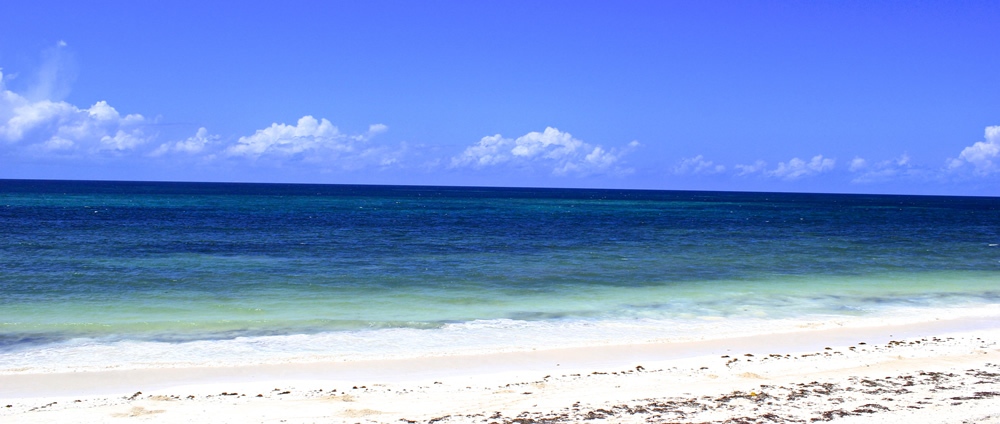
[3,314,998,397]
[3,317,1000,423]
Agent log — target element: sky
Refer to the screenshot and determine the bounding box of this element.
[1,1,998,195]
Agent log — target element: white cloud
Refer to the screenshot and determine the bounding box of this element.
[100,129,147,151]
[768,155,835,180]
[848,157,867,172]
[224,115,398,168]
[452,134,509,167]
[451,127,639,176]
[674,155,725,175]
[948,126,1000,175]
[365,123,388,137]
[735,155,835,180]
[0,69,153,156]
[226,115,341,158]
[848,153,918,183]
[734,160,767,176]
[151,127,219,156]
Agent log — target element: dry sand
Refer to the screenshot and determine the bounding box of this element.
[2,318,999,423]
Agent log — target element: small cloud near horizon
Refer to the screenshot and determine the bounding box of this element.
[451,127,640,177]
[674,155,725,175]
[734,155,835,180]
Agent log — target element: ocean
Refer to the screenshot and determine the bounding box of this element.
[1,179,998,373]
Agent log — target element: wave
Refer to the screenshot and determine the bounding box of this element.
[3,303,999,375]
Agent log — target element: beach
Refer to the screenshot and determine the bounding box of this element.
[3,318,999,423]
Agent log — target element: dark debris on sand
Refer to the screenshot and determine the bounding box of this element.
[396,362,1000,424]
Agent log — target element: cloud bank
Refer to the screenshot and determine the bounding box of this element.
[0,62,395,170]
[451,127,640,176]
[2,47,997,189]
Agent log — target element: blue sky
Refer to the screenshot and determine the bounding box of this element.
[1,1,998,195]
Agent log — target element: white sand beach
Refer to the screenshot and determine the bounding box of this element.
[3,317,999,423]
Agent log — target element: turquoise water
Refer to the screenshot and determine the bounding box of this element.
[1,180,999,372]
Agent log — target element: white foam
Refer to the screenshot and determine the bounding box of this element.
[3,303,999,375]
